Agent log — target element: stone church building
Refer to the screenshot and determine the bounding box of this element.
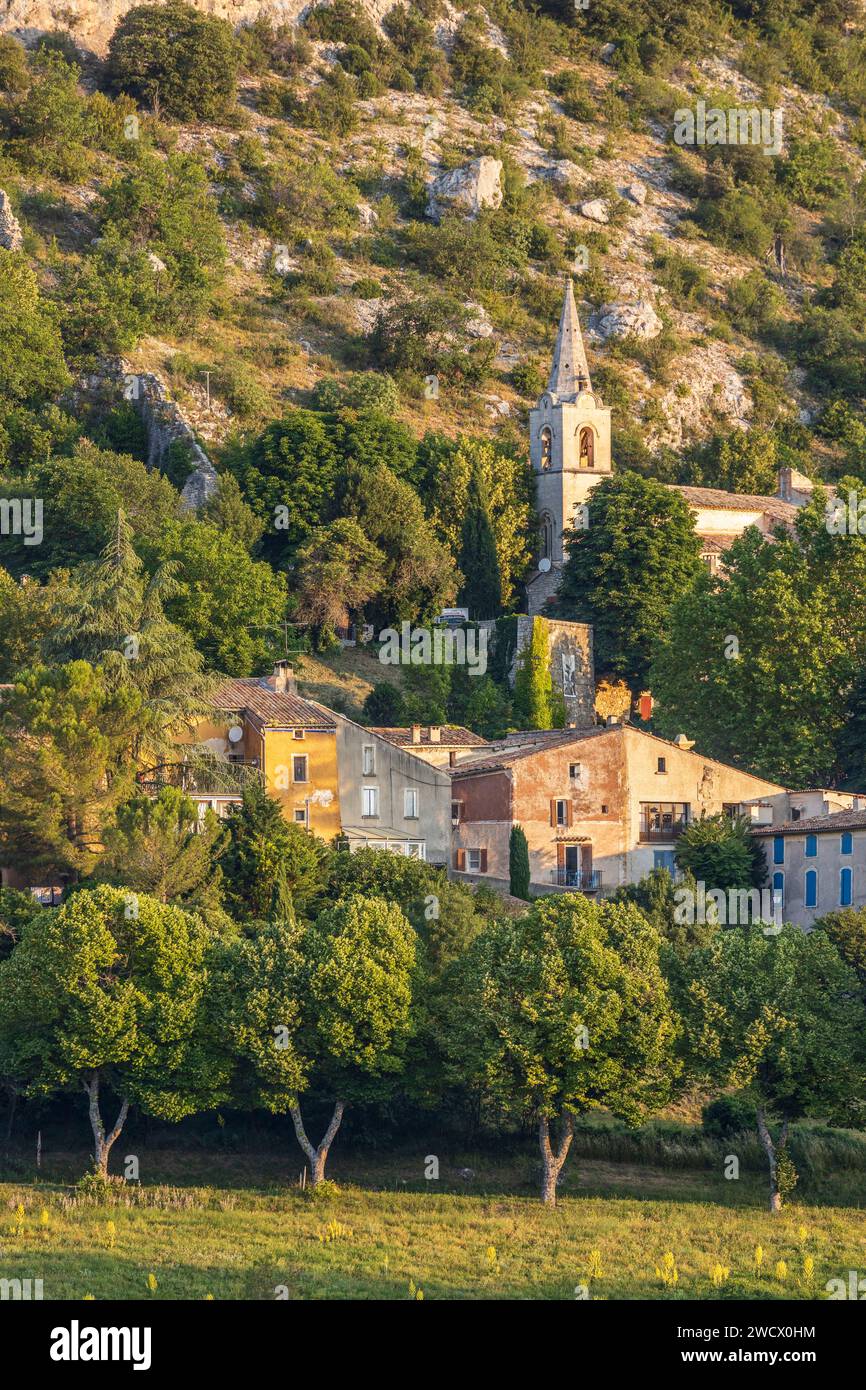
[525,279,819,617]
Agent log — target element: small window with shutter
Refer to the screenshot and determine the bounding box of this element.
[454,848,466,871]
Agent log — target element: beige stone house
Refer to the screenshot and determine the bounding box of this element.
[367,725,488,768]
[449,723,786,895]
[322,710,453,867]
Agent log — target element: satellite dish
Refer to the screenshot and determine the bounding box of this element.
[538,557,552,573]
[228,725,244,743]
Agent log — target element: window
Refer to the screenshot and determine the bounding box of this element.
[805,834,817,857]
[540,426,552,469]
[404,787,419,819]
[362,786,379,818]
[772,871,784,910]
[293,808,307,824]
[293,729,305,740]
[569,763,581,780]
[657,757,666,774]
[292,754,308,783]
[451,801,462,823]
[600,804,608,814]
[773,835,785,865]
[362,744,375,776]
[722,803,739,818]
[540,513,554,559]
[467,848,488,872]
[578,426,594,468]
[552,798,570,827]
[840,867,853,907]
[841,831,853,855]
[407,842,426,860]
[805,869,818,909]
[639,802,690,841]
[791,807,801,821]
[654,850,677,874]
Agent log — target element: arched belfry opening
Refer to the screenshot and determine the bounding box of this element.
[578,426,594,468]
[540,512,554,559]
[540,427,552,469]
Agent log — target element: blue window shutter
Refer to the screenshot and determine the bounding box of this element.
[841,867,853,907]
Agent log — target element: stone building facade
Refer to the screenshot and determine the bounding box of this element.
[510,615,595,728]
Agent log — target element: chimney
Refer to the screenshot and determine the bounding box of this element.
[411,723,422,744]
[674,733,695,750]
[271,660,296,695]
[429,726,441,743]
[606,715,619,727]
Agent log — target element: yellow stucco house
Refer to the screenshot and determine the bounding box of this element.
[167,661,341,837]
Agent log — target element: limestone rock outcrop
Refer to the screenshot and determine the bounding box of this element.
[0,189,23,251]
[591,299,663,341]
[426,156,503,222]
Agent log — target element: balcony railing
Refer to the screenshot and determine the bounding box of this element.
[137,748,264,798]
[552,868,601,891]
[639,819,689,843]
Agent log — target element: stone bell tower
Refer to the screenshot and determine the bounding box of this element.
[527,279,611,614]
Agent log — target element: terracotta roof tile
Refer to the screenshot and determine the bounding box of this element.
[213,678,336,729]
[671,485,798,524]
[753,809,866,836]
[369,726,488,747]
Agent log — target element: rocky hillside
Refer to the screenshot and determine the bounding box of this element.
[3,1,866,492]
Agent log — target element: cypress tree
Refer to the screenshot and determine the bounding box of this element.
[458,471,502,619]
[509,824,531,899]
[513,617,554,729]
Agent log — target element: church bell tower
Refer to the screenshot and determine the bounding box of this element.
[527,279,611,614]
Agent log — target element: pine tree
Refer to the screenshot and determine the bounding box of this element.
[45,509,213,762]
[509,825,531,899]
[458,471,502,619]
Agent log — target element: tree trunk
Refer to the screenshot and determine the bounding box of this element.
[83,1072,129,1178]
[290,1101,345,1187]
[756,1106,786,1213]
[539,1111,575,1207]
[4,1086,17,1143]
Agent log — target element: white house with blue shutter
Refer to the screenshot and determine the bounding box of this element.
[753,809,866,928]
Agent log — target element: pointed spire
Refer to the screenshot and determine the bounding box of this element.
[547,278,591,399]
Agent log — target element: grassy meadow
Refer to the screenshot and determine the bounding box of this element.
[2,1125,865,1301]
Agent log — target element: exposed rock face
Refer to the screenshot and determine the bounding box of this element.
[0,1,400,56]
[465,302,494,338]
[426,156,503,222]
[0,189,23,250]
[578,198,609,224]
[624,180,647,205]
[87,358,219,510]
[591,299,663,341]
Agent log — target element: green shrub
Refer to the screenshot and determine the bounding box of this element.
[107,0,238,121]
[701,1093,756,1139]
[0,34,30,93]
